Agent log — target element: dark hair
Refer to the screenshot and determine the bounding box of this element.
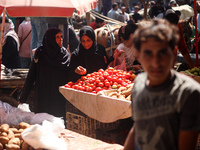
[112,3,118,9]
[157,0,164,5]
[164,5,172,10]
[165,13,179,25]
[118,23,138,42]
[175,10,181,16]
[96,17,104,23]
[133,19,179,51]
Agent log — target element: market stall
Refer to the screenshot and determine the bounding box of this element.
[0,100,124,150]
[59,87,132,123]
[0,64,29,108]
[59,68,135,144]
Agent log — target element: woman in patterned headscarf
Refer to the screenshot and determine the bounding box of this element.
[69,26,113,82]
[0,17,20,68]
[19,28,70,123]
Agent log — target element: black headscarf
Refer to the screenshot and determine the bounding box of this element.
[79,26,98,53]
[70,26,111,82]
[34,28,70,68]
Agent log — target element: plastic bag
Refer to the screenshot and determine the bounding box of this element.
[108,49,127,71]
[0,100,16,113]
[0,101,16,124]
[30,113,65,129]
[0,108,6,124]
[22,120,67,150]
[18,103,31,112]
[3,109,35,126]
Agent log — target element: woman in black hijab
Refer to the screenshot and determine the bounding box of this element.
[19,28,70,122]
[69,26,113,82]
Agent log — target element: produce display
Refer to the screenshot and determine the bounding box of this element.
[0,122,40,150]
[181,66,200,76]
[106,83,134,101]
[65,67,136,93]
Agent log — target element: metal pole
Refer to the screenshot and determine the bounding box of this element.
[0,8,6,81]
[193,0,199,67]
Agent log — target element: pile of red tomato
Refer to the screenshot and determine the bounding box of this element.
[64,67,136,93]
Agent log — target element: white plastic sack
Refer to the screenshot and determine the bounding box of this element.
[18,103,31,112]
[22,120,67,150]
[29,113,65,129]
[0,100,16,113]
[0,108,6,124]
[3,109,35,126]
[0,101,17,124]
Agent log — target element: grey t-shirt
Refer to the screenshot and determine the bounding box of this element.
[131,70,200,150]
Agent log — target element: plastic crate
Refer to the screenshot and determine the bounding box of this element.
[66,112,120,138]
[66,101,86,117]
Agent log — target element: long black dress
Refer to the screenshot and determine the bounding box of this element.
[2,36,20,68]
[19,28,70,121]
[69,26,113,82]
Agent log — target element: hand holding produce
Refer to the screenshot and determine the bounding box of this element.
[75,66,87,75]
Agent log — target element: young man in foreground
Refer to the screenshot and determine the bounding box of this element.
[124,19,200,150]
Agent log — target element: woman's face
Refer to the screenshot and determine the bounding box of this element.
[81,35,93,49]
[55,32,63,47]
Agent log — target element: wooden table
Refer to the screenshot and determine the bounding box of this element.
[64,129,124,150]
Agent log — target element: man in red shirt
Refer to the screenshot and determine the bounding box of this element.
[89,17,105,30]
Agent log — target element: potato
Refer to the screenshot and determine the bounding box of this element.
[21,141,30,150]
[11,125,20,130]
[5,143,20,150]
[0,124,9,132]
[0,131,8,137]
[9,128,19,134]
[118,94,126,100]
[7,130,15,139]
[121,86,132,96]
[8,138,20,146]
[18,129,24,134]
[117,86,127,93]
[0,143,3,150]
[0,136,9,144]
[111,95,118,98]
[108,92,118,97]
[19,122,30,129]
[14,134,22,140]
[126,95,131,101]
[127,83,134,88]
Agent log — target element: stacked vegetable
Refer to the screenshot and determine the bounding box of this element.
[0,122,38,150]
[181,67,200,76]
[65,67,136,93]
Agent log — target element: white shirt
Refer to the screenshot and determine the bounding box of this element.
[117,43,136,66]
[122,12,130,21]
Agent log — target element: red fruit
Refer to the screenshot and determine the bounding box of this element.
[98,82,104,87]
[64,84,71,88]
[81,76,86,81]
[98,69,104,73]
[67,81,74,87]
[95,87,103,93]
[96,79,101,84]
[103,72,109,78]
[104,81,110,87]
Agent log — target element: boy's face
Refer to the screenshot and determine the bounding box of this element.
[137,37,175,87]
